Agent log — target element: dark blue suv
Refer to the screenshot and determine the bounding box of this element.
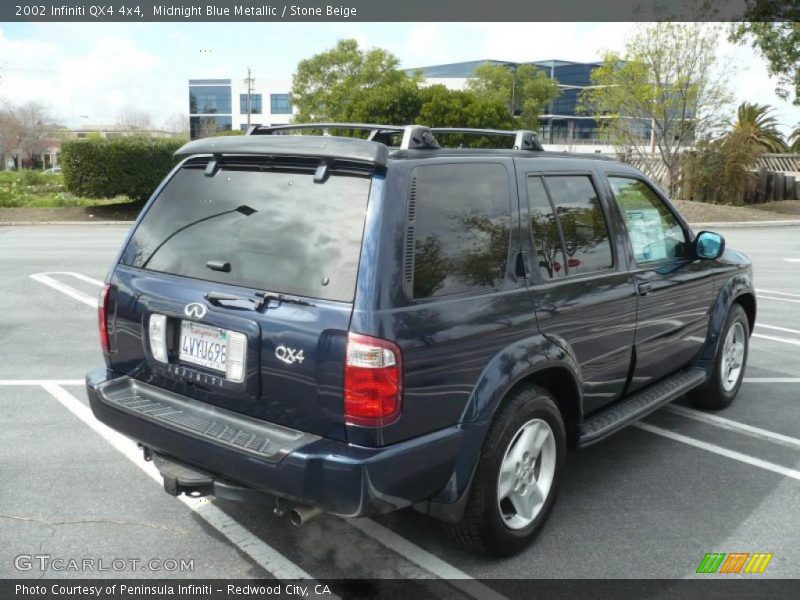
[86,124,755,556]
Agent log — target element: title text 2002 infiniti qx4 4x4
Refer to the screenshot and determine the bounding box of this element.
[86,124,755,556]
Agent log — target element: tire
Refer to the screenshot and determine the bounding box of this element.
[689,303,749,410]
[445,385,566,557]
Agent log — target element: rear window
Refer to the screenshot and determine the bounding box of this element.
[120,166,371,302]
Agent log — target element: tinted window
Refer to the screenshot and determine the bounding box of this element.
[120,167,371,302]
[527,176,565,279]
[412,163,510,298]
[608,177,686,263]
[545,176,613,275]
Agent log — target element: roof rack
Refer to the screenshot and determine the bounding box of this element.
[249,123,439,150]
[247,123,544,152]
[430,128,543,151]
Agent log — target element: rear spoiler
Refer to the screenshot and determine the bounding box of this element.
[174,134,389,169]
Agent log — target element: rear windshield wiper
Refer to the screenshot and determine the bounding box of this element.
[205,291,315,311]
[205,292,259,310]
[256,291,315,307]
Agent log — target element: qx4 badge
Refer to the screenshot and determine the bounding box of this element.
[275,345,305,365]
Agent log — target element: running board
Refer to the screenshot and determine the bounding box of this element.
[578,367,707,447]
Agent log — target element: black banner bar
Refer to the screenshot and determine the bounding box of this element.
[4,579,800,600]
[2,0,797,23]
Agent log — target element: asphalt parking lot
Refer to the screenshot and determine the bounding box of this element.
[0,224,798,588]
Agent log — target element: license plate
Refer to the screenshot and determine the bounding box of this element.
[179,321,231,373]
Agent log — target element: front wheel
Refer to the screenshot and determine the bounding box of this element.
[689,303,749,410]
[445,386,566,557]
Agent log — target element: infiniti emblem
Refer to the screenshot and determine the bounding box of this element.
[184,302,207,319]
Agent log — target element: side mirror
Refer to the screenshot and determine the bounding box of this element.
[694,231,725,260]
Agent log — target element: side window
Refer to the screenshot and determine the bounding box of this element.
[411,163,511,298]
[608,177,687,263]
[527,176,565,279]
[544,175,614,275]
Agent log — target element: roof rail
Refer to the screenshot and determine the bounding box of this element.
[249,123,439,150]
[248,123,543,151]
[430,128,544,151]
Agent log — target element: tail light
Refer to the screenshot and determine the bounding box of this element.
[98,284,111,353]
[344,333,402,426]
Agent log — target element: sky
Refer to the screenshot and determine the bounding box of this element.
[0,22,798,136]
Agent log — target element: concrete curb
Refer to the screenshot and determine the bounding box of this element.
[688,220,800,229]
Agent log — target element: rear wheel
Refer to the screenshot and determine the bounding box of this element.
[689,304,749,410]
[446,385,565,557]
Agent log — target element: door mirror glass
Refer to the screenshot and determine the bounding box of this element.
[694,231,725,260]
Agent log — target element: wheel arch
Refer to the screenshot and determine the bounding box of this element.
[417,335,583,522]
[693,271,756,372]
[734,291,756,334]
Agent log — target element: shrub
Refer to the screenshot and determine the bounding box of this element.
[61,136,184,202]
[681,130,758,205]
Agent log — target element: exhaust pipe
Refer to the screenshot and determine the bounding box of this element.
[289,505,322,526]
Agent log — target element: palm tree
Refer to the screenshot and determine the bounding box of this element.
[790,124,800,153]
[728,102,788,153]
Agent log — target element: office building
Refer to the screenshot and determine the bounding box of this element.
[189,77,295,139]
[410,59,651,151]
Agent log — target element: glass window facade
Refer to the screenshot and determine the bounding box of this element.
[190,116,232,139]
[270,94,292,114]
[239,94,262,114]
[189,85,232,114]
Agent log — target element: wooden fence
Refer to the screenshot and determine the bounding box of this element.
[584,152,800,203]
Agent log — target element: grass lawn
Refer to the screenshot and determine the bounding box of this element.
[0,170,132,208]
[0,170,144,221]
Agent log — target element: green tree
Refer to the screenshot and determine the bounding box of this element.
[290,39,420,123]
[729,102,788,152]
[581,22,731,194]
[416,85,516,147]
[790,124,800,152]
[730,4,800,106]
[466,63,560,129]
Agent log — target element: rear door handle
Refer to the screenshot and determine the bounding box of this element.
[637,282,653,296]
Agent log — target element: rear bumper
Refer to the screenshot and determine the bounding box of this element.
[85,367,463,517]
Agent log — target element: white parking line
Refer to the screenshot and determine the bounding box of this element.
[348,519,506,600]
[39,383,318,582]
[758,295,800,305]
[0,379,84,386]
[756,323,800,336]
[783,259,800,263]
[743,377,800,383]
[757,288,800,298]
[752,333,800,347]
[633,423,800,481]
[662,405,800,450]
[30,272,98,307]
[25,378,491,594]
